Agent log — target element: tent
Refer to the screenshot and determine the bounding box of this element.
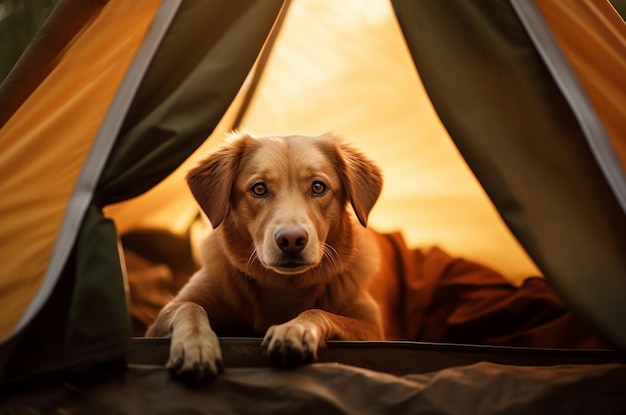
[1,0,625,411]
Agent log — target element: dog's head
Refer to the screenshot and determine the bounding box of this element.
[187,131,383,280]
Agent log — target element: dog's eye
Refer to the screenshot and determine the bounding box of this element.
[250,182,268,197]
[311,181,328,196]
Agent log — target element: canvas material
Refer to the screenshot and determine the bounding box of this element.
[392,0,626,350]
[0,0,106,128]
[0,0,284,383]
[536,0,626,170]
[530,0,626,208]
[0,0,164,343]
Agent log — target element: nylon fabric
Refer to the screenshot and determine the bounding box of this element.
[0,0,107,128]
[0,0,284,382]
[0,0,161,342]
[535,0,626,171]
[98,0,285,205]
[3,361,625,414]
[392,0,626,351]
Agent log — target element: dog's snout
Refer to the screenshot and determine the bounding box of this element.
[275,227,308,253]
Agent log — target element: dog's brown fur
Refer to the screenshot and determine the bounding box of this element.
[147,131,386,381]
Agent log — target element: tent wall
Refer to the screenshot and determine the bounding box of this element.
[0,0,284,383]
[0,0,101,127]
[0,0,164,343]
[523,0,626,203]
[392,0,626,350]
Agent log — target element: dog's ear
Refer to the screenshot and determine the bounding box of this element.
[330,135,383,227]
[186,132,249,228]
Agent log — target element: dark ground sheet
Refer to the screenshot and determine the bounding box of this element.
[2,339,625,415]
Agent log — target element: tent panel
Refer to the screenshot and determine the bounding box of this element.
[535,0,626,171]
[103,87,247,237]
[104,0,288,242]
[96,0,285,205]
[392,0,626,350]
[1,0,285,383]
[529,0,626,213]
[0,0,105,128]
[0,0,163,341]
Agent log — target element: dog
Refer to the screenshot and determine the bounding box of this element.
[147,131,387,381]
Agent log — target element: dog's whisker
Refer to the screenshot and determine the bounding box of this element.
[321,242,342,273]
[244,249,260,285]
[317,243,343,287]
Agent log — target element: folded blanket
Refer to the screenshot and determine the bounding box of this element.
[376,232,607,348]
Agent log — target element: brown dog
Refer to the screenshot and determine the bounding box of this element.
[147,131,386,381]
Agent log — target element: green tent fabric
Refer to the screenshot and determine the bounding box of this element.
[392,0,626,350]
[0,0,284,383]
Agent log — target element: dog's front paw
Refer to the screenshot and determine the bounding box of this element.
[262,321,321,367]
[168,320,223,382]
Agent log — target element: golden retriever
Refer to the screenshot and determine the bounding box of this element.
[147,131,387,381]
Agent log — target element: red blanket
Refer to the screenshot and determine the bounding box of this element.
[375,232,606,348]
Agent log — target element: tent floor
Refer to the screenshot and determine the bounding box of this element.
[2,339,625,414]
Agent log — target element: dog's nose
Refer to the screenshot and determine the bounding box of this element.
[275,227,308,253]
